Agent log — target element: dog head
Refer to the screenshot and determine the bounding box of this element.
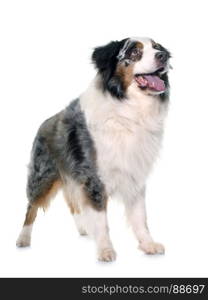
[92,37,171,101]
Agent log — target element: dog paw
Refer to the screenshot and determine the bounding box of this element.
[78,228,88,236]
[139,242,165,255]
[98,248,117,262]
[16,235,31,248]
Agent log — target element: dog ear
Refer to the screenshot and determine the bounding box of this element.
[92,41,122,71]
[92,40,127,99]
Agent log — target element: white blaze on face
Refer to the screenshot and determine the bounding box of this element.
[132,37,159,75]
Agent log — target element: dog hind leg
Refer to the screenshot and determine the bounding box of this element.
[16,135,61,247]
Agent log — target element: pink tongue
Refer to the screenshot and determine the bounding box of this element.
[136,75,165,92]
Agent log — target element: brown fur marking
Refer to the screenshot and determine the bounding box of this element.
[23,205,38,226]
[23,179,62,226]
[116,64,134,89]
[136,41,144,49]
[35,180,62,210]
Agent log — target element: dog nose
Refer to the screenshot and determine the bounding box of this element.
[155,51,168,63]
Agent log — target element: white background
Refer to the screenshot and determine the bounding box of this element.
[0,0,208,277]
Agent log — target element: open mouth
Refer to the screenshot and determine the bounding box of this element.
[134,68,166,92]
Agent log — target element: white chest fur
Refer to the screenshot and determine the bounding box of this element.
[80,79,168,201]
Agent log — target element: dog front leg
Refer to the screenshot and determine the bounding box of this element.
[125,186,165,255]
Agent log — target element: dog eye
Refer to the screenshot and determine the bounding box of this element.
[131,48,138,55]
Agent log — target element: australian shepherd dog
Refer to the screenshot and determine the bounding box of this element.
[17,37,171,262]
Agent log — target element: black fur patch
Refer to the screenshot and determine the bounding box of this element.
[59,100,107,209]
[66,123,85,163]
[151,39,171,59]
[159,72,170,102]
[27,135,59,202]
[92,39,128,99]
